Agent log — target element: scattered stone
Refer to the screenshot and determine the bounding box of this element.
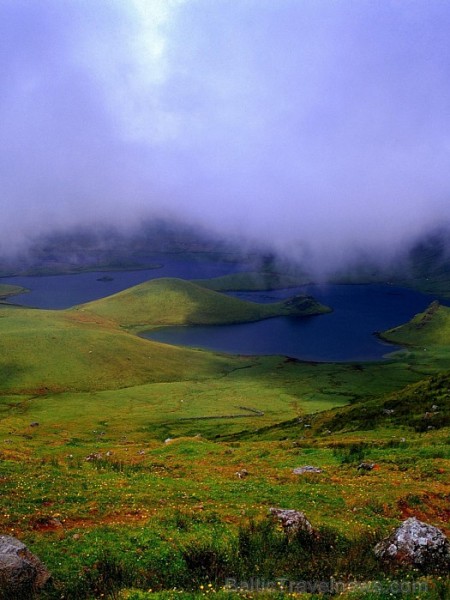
[400,438,406,443]
[164,438,173,444]
[105,451,113,457]
[137,450,146,455]
[0,535,50,597]
[357,462,376,471]
[293,465,322,475]
[72,534,81,541]
[374,517,450,572]
[85,452,102,461]
[29,422,39,427]
[269,508,314,537]
[383,409,394,415]
[235,469,249,479]
[431,405,439,411]
[304,424,311,428]
[31,517,63,532]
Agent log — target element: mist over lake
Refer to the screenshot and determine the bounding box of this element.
[3,255,440,362]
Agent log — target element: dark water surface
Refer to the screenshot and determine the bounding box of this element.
[144,284,445,362]
[2,256,246,309]
[2,261,444,362]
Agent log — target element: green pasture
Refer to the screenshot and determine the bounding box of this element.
[0,277,449,598]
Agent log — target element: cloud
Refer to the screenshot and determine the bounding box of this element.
[1,0,450,269]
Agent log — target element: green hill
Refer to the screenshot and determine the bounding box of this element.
[0,305,239,394]
[312,371,450,434]
[0,278,329,395]
[382,300,450,346]
[74,277,330,331]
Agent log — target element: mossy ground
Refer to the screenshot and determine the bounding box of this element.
[0,282,449,598]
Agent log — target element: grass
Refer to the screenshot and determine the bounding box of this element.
[0,304,239,394]
[382,300,450,346]
[0,429,448,598]
[75,277,330,332]
[0,283,28,300]
[0,276,449,598]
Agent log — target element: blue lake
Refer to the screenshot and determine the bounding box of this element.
[1,261,444,362]
[1,255,247,309]
[143,284,444,362]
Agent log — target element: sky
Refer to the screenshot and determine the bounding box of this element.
[1,0,450,269]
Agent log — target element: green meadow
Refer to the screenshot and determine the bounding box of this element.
[0,276,449,599]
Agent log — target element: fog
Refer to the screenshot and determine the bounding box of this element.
[1,0,450,271]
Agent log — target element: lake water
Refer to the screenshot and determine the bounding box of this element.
[1,261,443,362]
[143,284,444,362]
[1,255,247,309]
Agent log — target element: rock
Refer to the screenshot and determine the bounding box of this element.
[85,452,102,461]
[431,405,439,411]
[374,517,450,572]
[0,535,50,597]
[164,438,173,444]
[382,409,394,415]
[105,451,113,457]
[29,422,39,427]
[235,469,249,479]
[269,508,314,537]
[357,462,375,471]
[293,465,322,475]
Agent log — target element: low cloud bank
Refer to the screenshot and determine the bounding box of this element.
[1,1,450,272]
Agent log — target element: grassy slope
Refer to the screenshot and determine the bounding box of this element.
[0,283,28,300]
[0,277,329,395]
[0,305,240,394]
[75,277,329,331]
[382,300,450,346]
[235,302,450,440]
[0,279,449,597]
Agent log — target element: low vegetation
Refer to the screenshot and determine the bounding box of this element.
[75,277,330,331]
[0,277,449,598]
[0,283,28,301]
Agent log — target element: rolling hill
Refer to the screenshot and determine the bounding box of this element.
[74,277,330,331]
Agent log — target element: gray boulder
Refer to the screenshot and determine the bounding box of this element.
[357,462,375,471]
[374,517,450,571]
[0,535,50,598]
[269,508,314,537]
[293,465,322,475]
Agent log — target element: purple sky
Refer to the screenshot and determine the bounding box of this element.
[1,0,450,269]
